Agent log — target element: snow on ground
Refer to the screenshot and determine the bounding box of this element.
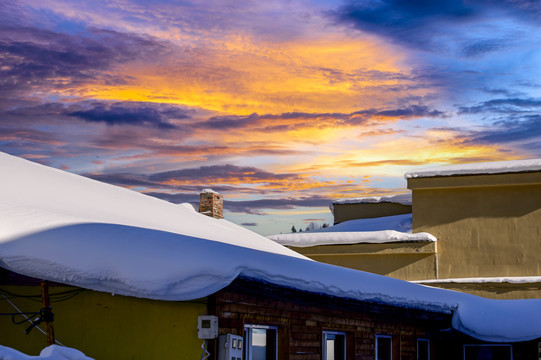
[1,152,541,343]
[0,345,93,360]
[405,158,541,178]
[267,214,436,247]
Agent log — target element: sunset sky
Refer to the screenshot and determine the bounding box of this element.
[1,0,541,235]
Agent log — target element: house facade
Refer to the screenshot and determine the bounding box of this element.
[2,153,541,359]
[331,194,412,225]
[3,273,541,360]
[284,159,541,300]
[406,161,541,298]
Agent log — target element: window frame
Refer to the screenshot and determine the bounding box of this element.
[244,324,279,360]
[376,334,393,360]
[323,330,347,360]
[417,338,430,360]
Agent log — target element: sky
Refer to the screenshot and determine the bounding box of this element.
[1,0,541,235]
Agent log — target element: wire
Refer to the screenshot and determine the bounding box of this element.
[1,294,65,346]
[200,340,211,360]
[0,288,86,303]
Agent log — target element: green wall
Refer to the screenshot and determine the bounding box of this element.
[0,286,208,359]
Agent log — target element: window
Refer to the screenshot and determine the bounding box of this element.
[417,339,430,360]
[323,331,346,360]
[244,324,278,360]
[376,335,393,360]
[463,344,512,360]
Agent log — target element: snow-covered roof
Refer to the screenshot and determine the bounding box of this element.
[413,276,541,284]
[405,158,541,179]
[331,193,412,206]
[267,214,436,247]
[330,193,411,214]
[1,152,541,343]
[0,152,303,259]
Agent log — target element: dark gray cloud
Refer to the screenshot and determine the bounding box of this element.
[241,222,258,227]
[465,115,541,145]
[333,0,479,49]
[458,98,541,114]
[0,24,166,97]
[332,0,540,52]
[66,102,187,129]
[85,164,298,194]
[1,100,194,130]
[194,105,447,131]
[355,105,446,118]
[461,39,509,58]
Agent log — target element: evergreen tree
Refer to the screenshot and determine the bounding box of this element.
[291,225,297,233]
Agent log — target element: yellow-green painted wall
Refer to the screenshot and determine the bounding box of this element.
[289,242,437,281]
[0,286,208,359]
[332,203,412,224]
[408,172,541,280]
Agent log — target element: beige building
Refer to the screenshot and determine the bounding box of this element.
[331,193,412,224]
[273,159,541,299]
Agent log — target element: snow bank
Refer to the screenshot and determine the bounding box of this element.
[0,345,93,360]
[1,153,541,343]
[405,158,541,178]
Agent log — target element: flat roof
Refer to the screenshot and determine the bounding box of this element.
[405,159,541,179]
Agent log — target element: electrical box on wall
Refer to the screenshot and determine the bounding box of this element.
[197,315,218,339]
[218,334,243,360]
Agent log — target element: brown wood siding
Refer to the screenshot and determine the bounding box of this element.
[214,278,450,360]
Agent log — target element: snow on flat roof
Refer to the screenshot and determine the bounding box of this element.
[405,158,541,178]
[268,230,435,247]
[1,153,541,343]
[267,214,436,247]
[412,276,541,284]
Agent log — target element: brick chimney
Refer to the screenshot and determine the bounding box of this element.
[199,189,224,219]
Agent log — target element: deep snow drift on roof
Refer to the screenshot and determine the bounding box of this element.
[405,158,541,178]
[0,152,306,260]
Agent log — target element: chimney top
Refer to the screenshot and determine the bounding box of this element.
[199,189,224,219]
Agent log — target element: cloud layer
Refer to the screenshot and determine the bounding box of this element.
[1,0,540,234]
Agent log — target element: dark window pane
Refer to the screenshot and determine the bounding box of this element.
[377,336,392,360]
[418,340,429,360]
